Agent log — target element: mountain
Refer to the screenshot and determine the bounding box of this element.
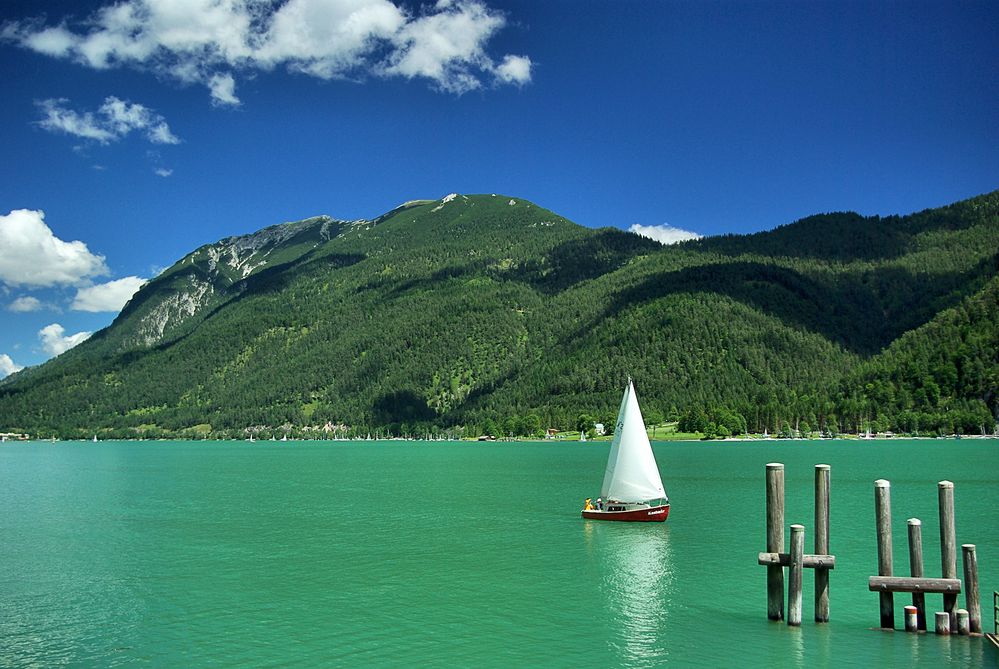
[1,190,997,439]
[835,273,999,435]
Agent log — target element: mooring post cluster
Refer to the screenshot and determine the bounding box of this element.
[867,478,982,635]
[758,463,835,626]
[759,463,986,642]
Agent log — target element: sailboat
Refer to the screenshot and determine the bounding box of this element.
[581,379,670,522]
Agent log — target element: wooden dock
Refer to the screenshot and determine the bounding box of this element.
[989,591,999,650]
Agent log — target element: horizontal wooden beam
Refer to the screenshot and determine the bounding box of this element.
[868,576,961,594]
[758,552,836,569]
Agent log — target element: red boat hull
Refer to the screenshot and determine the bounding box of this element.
[581,504,670,522]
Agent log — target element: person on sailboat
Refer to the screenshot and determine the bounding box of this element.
[584,498,593,511]
[596,498,603,510]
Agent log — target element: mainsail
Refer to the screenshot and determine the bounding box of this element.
[599,380,666,502]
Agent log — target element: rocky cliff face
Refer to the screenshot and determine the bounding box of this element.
[115,215,354,349]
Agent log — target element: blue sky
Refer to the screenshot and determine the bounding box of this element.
[1,0,997,375]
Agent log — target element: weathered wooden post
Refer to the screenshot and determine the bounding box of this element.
[814,464,830,623]
[908,518,926,630]
[904,605,918,632]
[956,608,970,635]
[759,463,836,625]
[938,481,957,628]
[935,611,950,634]
[766,463,785,621]
[962,544,981,633]
[788,524,804,626]
[875,479,894,628]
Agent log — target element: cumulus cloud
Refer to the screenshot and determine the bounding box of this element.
[153,167,173,177]
[71,276,147,312]
[0,209,109,288]
[38,323,92,357]
[494,54,531,85]
[208,72,239,106]
[4,0,531,100]
[628,223,702,246]
[385,1,504,93]
[37,96,180,145]
[0,353,24,379]
[8,296,44,312]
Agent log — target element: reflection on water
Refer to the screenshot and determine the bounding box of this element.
[583,522,675,667]
[788,623,804,667]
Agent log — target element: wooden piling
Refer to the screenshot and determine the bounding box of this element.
[814,464,830,623]
[766,463,785,621]
[904,605,918,632]
[938,481,957,628]
[935,611,950,635]
[875,479,894,629]
[907,518,926,630]
[788,524,804,626]
[956,608,970,635]
[961,544,981,634]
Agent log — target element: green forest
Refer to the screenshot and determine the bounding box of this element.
[1,190,997,440]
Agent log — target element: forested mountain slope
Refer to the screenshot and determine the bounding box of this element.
[1,190,996,438]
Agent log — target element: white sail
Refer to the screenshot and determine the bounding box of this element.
[599,380,666,502]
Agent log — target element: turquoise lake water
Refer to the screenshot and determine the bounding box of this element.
[1,439,997,667]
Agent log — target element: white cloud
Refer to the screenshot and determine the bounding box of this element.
[20,25,79,57]
[629,223,703,245]
[208,72,239,106]
[8,296,44,312]
[38,323,92,356]
[0,209,109,288]
[258,0,406,78]
[153,167,173,177]
[494,54,531,85]
[37,98,117,143]
[384,1,504,93]
[0,353,24,379]
[37,96,180,145]
[5,0,530,100]
[71,276,147,312]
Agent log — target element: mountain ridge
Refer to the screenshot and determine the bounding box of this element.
[2,189,997,438]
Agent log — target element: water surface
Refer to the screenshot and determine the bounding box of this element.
[1,439,996,666]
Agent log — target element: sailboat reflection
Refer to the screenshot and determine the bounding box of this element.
[583,522,675,665]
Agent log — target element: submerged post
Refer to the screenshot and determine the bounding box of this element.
[766,463,785,621]
[788,524,804,626]
[962,544,981,633]
[956,609,970,635]
[904,605,918,632]
[935,611,950,635]
[814,464,830,622]
[875,479,894,629]
[939,481,957,628]
[908,518,927,630]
